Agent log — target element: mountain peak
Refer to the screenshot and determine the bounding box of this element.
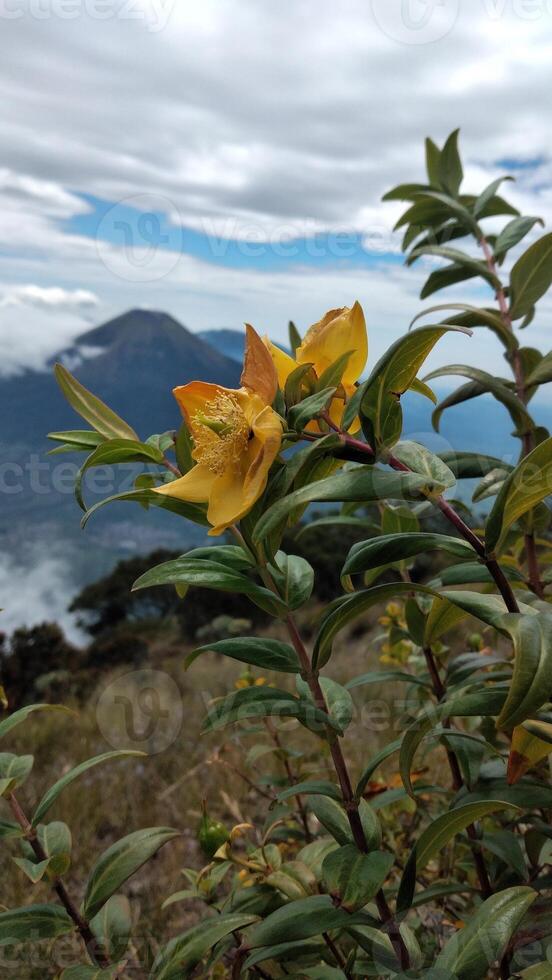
[75,308,194,349]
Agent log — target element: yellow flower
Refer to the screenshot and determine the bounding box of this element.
[265,302,367,429]
[155,325,283,535]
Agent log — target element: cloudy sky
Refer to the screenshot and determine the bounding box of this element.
[1,0,552,379]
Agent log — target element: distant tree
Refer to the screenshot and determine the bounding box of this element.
[1,622,81,707]
[69,549,182,636]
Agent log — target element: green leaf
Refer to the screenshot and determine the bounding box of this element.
[480,830,527,879]
[322,845,394,912]
[90,895,131,962]
[253,468,428,545]
[243,940,327,972]
[83,827,179,920]
[397,801,518,911]
[390,441,456,492]
[486,437,552,552]
[276,781,341,803]
[269,552,314,610]
[409,246,499,291]
[309,796,380,851]
[132,557,287,618]
[343,532,472,576]
[410,303,517,353]
[13,857,51,884]
[296,515,379,539]
[439,450,506,479]
[188,637,299,674]
[38,820,72,876]
[519,964,552,979]
[439,129,463,196]
[382,181,429,202]
[0,753,33,795]
[151,913,259,980]
[246,895,372,949]
[288,387,336,432]
[497,613,552,730]
[425,364,535,436]
[494,215,544,257]
[47,429,106,451]
[75,438,166,510]
[347,670,430,691]
[358,325,469,453]
[526,351,552,387]
[0,703,73,741]
[288,320,302,354]
[399,690,508,798]
[202,686,337,735]
[0,904,73,945]
[474,176,514,218]
[434,886,536,979]
[32,750,145,826]
[81,487,209,529]
[296,676,354,735]
[510,232,552,319]
[174,420,194,474]
[421,264,479,300]
[54,363,138,440]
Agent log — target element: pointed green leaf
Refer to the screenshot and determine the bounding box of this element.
[397,801,518,911]
[83,827,179,920]
[510,233,552,319]
[435,886,536,979]
[486,438,552,552]
[33,750,145,826]
[54,363,138,440]
[0,904,73,945]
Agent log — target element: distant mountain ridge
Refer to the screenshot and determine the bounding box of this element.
[2,310,241,447]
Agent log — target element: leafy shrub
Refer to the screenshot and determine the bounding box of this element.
[2,131,552,978]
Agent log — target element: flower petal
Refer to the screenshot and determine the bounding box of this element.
[154,464,216,503]
[264,339,298,389]
[297,301,367,385]
[241,324,278,405]
[207,404,282,535]
[173,381,233,434]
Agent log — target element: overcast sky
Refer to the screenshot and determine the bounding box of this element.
[1,0,551,381]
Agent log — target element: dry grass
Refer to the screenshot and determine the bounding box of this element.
[0,602,452,976]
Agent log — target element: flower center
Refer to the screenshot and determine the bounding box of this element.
[192,392,250,475]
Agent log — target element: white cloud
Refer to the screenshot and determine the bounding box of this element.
[0,0,550,375]
[0,284,99,311]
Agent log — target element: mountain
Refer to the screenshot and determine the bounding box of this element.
[2,310,241,447]
[0,311,243,634]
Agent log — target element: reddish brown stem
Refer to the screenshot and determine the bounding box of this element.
[284,613,410,970]
[421,649,492,900]
[9,793,110,968]
[478,233,544,599]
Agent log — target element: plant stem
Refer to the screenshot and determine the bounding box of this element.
[421,648,492,900]
[308,423,520,613]
[478,233,544,598]
[283,612,410,970]
[323,931,351,976]
[8,792,110,968]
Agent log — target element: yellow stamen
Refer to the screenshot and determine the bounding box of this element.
[192,392,250,475]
